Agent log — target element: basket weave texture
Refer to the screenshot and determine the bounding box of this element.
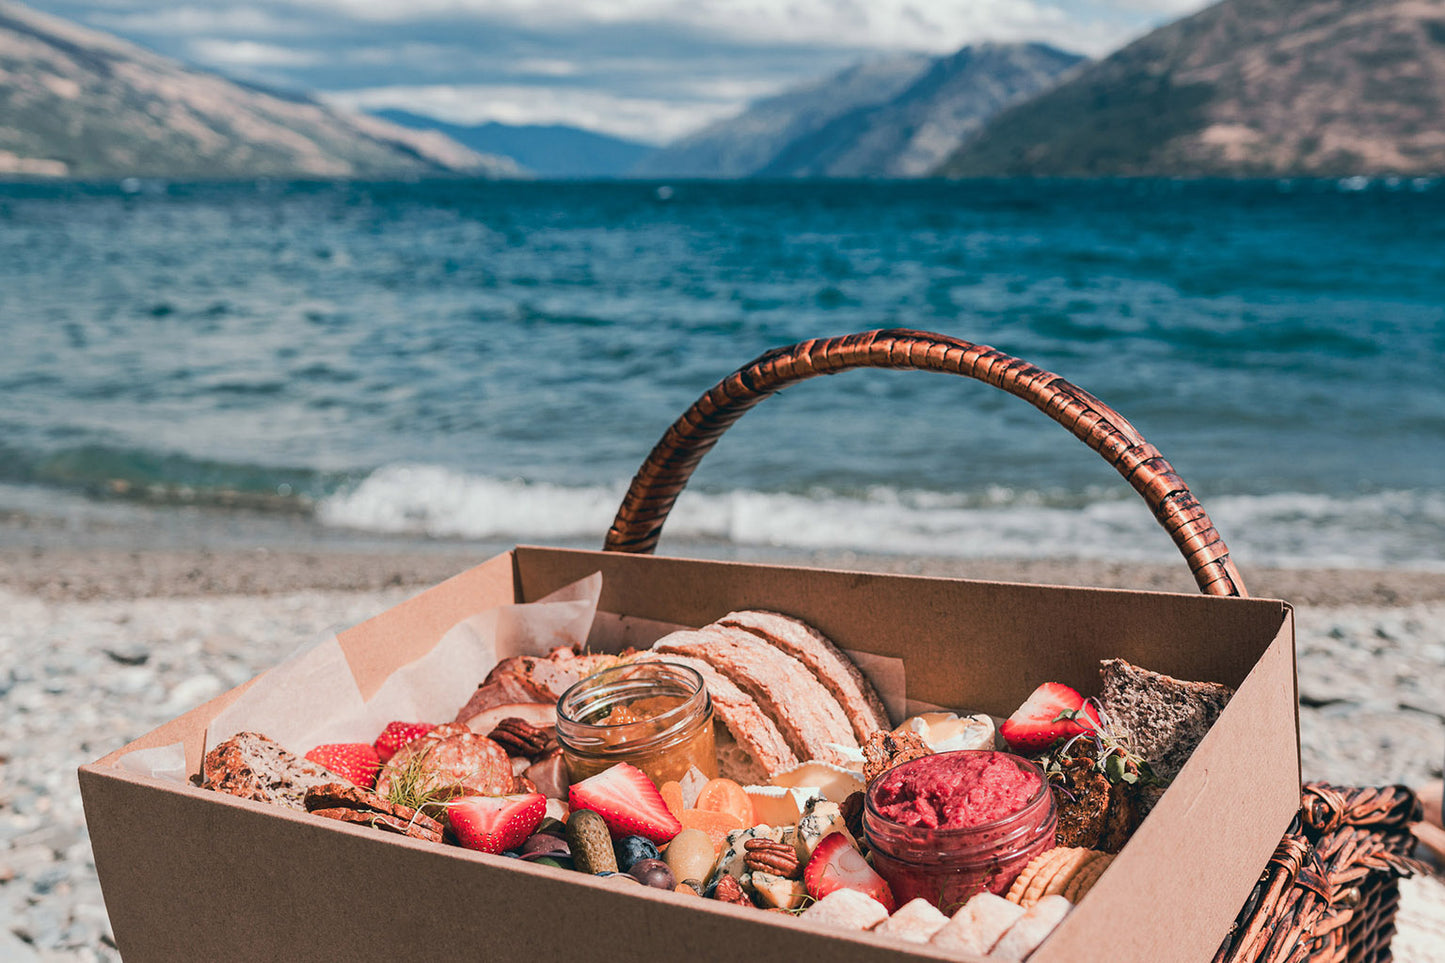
[602,329,1431,962]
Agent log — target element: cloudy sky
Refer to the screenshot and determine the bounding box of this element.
[27,0,1213,144]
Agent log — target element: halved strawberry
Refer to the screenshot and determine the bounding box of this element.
[568,763,682,845]
[803,832,895,912]
[448,792,546,855]
[999,682,1102,755]
[374,721,435,763]
[305,743,381,789]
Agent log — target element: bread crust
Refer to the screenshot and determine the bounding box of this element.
[653,627,858,766]
[718,610,890,739]
[374,728,513,799]
[200,731,343,811]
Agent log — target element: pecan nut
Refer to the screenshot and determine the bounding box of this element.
[711,874,753,906]
[744,838,801,878]
[862,729,934,784]
[489,718,553,758]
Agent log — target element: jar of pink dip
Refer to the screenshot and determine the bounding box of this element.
[863,750,1056,914]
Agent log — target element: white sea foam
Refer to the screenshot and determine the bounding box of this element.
[315,463,1445,571]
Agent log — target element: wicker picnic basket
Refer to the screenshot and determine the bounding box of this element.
[600,329,1428,962]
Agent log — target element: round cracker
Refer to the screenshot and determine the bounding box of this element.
[1041,848,1105,900]
[1005,849,1057,904]
[1008,846,1071,906]
[1063,852,1114,902]
[1022,847,1091,906]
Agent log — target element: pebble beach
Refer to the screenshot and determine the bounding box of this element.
[2,545,1442,961]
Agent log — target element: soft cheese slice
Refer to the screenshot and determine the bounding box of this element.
[768,760,864,803]
[744,785,821,827]
[899,712,996,753]
[794,796,855,863]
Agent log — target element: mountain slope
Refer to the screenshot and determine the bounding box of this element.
[631,53,933,178]
[0,1,514,179]
[757,43,1085,178]
[938,0,1445,177]
[373,111,651,178]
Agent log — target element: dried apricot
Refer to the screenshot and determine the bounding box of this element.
[693,777,753,826]
[659,780,686,819]
[677,808,745,856]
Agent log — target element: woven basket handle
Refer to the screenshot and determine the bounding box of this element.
[604,328,1246,597]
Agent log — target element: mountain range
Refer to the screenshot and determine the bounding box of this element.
[938,0,1445,177]
[634,44,1086,178]
[371,111,651,179]
[0,0,513,179]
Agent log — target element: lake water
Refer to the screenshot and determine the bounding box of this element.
[2,177,1442,569]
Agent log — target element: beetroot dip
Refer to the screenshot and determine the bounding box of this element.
[863,750,1057,912]
[872,749,1043,829]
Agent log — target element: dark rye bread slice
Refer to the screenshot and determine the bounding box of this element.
[309,807,445,843]
[653,626,859,767]
[625,651,798,780]
[201,731,344,811]
[304,782,446,838]
[718,609,890,740]
[1098,658,1235,783]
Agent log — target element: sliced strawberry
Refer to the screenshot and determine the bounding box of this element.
[374,721,436,763]
[803,832,895,913]
[448,792,546,855]
[999,682,1102,755]
[305,743,381,789]
[568,763,682,845]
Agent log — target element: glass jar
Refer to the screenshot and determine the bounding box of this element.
[555,662,717,787]
[863,750,1056,915]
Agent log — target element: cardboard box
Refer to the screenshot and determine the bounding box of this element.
[80,546,1298,962]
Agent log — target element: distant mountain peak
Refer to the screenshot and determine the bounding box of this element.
[370,111,651,178]
[633,44,1084,179]
[0,0,515,179]
[938,0,1445,177]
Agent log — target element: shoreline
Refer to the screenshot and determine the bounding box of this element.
[5,544,1445,605]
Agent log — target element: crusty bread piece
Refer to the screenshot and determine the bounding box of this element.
[930,892,1024,956]
[1098,658,1235,783]
[454,651,619,723]
[653,626,858,766]
[990,894,1072,961]
[873,898,948,943]
[799,888,890,930]
[625,651,798,780]
[718,610,890,740]
[201,731,344,811]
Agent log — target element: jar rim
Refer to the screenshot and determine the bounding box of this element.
[863,749,1051,837]
[555,662,710,752]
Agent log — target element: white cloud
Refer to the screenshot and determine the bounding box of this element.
[89,6,306,37]
[189,38,325,67]
[293,0,1081,53]
[323,83,745,142]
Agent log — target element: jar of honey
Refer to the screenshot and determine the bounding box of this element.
[554,662,717,786]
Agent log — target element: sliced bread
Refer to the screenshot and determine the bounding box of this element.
[718,609,890,740]
[201,731,344,811]
[1098,658,1235,783]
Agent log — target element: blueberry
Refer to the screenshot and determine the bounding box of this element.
[614,834,660,871]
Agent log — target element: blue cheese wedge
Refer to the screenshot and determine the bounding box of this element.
[752,872,808,911]
[794,796,855,862]
[711,824,796,889]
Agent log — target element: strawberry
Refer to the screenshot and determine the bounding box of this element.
[803,832,895,912]
[999,682,1102,755]
[448,792,546,855]
[305,742,381,789]
[568,763,683,845]
[373,721,435,763]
